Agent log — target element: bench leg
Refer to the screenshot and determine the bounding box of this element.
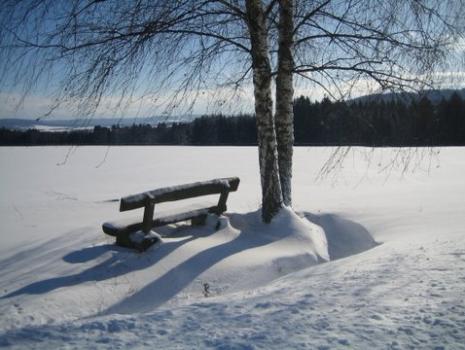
[142,202,155,234]
[116,232,133,249]
[191,214,207,226]
[116,232,160,252]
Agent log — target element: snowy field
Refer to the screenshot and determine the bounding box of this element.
[0,146,464,349]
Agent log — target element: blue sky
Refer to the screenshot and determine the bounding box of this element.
[1,0,464,120]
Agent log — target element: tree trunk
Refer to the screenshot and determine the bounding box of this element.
[246,0,283,222]
[275,0,295,206]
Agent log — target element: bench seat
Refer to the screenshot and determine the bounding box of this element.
[103,206,218,237]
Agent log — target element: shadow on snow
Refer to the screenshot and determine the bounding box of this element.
[302,212,379,260]
[2,211,378,314]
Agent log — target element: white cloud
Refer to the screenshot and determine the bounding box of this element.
[0,86,256,120]
[294,70,465,102]
[2,70,464,120]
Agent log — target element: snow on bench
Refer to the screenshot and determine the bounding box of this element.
[102,177,240,251]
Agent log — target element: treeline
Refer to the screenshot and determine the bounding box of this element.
[0,115,257,146]
[294,93,465,146]
[1,93,465,146]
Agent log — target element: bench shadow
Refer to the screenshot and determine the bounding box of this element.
[103,211,379,315]
[1,223,216,299]
[63,244,120,264]
[3,211,378,314]
[103,210,297,315]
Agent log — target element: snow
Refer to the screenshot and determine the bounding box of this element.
[1,146,465,349]
[27,125,94,132]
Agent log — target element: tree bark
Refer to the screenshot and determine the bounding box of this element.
[246,0,283,222]
[275,0,295,207]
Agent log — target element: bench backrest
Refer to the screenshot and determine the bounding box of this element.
[119,177,240,212]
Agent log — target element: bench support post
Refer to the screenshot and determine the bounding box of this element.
[142,200,155,234]
[217,189,230,214]
[191,214,207,226]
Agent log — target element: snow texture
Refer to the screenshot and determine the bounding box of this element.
[0,146,464,349]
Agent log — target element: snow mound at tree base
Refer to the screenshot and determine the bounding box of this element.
[104,207,330,315]
[303,212,379,260]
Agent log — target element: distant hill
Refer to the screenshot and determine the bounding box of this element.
[0,115,197,131]
[351,88,465,105]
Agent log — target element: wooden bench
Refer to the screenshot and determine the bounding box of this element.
[102,177,240,251]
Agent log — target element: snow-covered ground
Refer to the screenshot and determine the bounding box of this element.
[0,146,464,349]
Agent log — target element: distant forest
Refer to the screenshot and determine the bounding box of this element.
[1,93,465,146]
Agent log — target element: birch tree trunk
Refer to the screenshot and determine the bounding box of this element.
[245,0,283,222]
[275,0,295,207]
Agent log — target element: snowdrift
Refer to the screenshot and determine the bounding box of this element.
[1,206,365,329]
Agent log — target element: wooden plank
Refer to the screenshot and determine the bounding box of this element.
[152,207,214,227]
[120,177,239,211]
[102,221,141,237]
[102,206,218,237]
